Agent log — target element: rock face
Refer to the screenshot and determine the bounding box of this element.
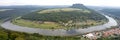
[70,4,88,9]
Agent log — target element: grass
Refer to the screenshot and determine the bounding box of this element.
[0,9,13,12]
[12,19,64,29]
[38,8,91,14]
[12,18,108,29]
[76,20,104,25]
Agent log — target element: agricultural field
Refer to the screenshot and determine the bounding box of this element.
[0,9,13,12]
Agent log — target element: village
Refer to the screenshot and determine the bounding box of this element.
[83,28,120,40]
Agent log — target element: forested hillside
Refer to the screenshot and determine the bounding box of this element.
[12,8,108,29]
[21,8,106,23]
[100,8,120,16]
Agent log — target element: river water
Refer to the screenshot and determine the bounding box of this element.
[1,15,118,36]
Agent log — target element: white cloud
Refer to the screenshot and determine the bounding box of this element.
[0,0,120,7]
[80,0,120,7]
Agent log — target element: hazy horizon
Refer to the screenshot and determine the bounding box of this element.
[0,0,120,7]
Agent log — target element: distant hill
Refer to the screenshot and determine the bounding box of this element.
[70,4,88,9]
[100,8,120,17]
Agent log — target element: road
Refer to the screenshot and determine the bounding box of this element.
[1,14,118,36]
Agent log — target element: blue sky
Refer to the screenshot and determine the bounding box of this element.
[0,0,120,7]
